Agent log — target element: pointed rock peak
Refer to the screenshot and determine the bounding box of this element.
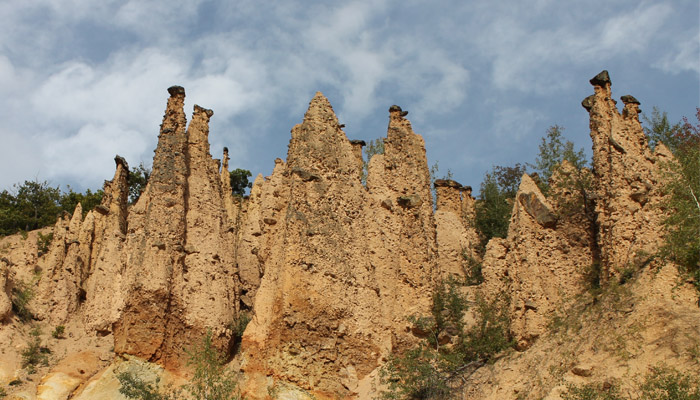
[302,91,339,126]
[589,70,611,87]
[516,174,556,228]
[167,85,185,98]
[194,104,214,119]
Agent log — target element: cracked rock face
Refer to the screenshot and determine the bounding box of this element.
[584,70,671,282]
[113,88,238,369]
[239,93,437,398]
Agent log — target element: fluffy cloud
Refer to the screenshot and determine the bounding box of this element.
[0,0,697,193]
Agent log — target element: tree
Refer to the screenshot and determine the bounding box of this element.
[0,180,61,235]
[652,109,700,287]
[128,163,151,204]
[0,180,105,236]
[118,330,240,400]
[642,107,683,151]
[474,168,518,250]
[529,125,587,193]
[59,187,104,215]
[229,168,252,197]
[379,279,512,399]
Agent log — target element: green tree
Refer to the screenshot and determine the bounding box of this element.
[642,106,683,151]
[0,180,61,235]
[380,279,512,399]
[229,168,252,197]
[59,187,104,215]
[474,170,514,249]
[118,330,240,400]
[529,125,587,193]
[128,163,151,204]
[653,109,700,287]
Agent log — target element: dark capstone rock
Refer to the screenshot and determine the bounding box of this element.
[434,179,462,189]
[223,146,229,153]
[518,192,556,228]
[114,155,129,172]
[349,140,366,146]
[397,195,422,208]
[339,124,346,128]
[589,70,611,87]
[194,104,214,118]
[400,110,409,117]
[291,167,321,182]
[389,105,402,113]
[463,185,472,194]
[581,95,595,111]
[94,205,110,215]
[167,85,186,97]
[620,95,640,105]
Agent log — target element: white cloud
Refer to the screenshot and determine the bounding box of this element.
[655,34,700,74]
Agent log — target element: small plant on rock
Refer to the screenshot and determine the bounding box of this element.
[379,279,513,399]
[22,325,48,374]
[51,325,65,339]
[11,280,34,322]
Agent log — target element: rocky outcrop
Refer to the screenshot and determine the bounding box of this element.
[584,70,671,282]
[0,259,10,321]
[113,87,238,369]
[434,179,480,279]
[81,156,130,333]
[240,95,437,398]
[481,174,592,349]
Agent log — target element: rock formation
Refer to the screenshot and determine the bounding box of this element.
[434,179,480,279]
[113,87,238,368]
[0,71,696,400]
[240,95,437,398]
[584,70,672,282]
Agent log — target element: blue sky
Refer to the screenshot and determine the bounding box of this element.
[0,0,698,194]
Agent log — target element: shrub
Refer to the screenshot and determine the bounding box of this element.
[185,330,240,400]
[118,330,240,400]
[563,365,700,400]
[11,280,34,322]
[117,371,172,400]
[644,108,700,292]
[562,383,623,400]
[51,325,65,339]
[37,232,53,255]
[462,252,484,286]
[22,326,48,374]
[638,366,700,400]
[379,279,513,399]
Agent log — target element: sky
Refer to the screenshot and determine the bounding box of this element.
[0,0,698,195]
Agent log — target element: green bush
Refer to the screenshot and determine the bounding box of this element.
[22,326,48,374]
[462,252,484,286]
[37,232,53,255]
[643,108,700,292]
[638,366,700,400]
[118,330,240,400]
[563,365,700,400]
[379,279,513,399]
[11,280,34,322]
[51,325,65,339]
